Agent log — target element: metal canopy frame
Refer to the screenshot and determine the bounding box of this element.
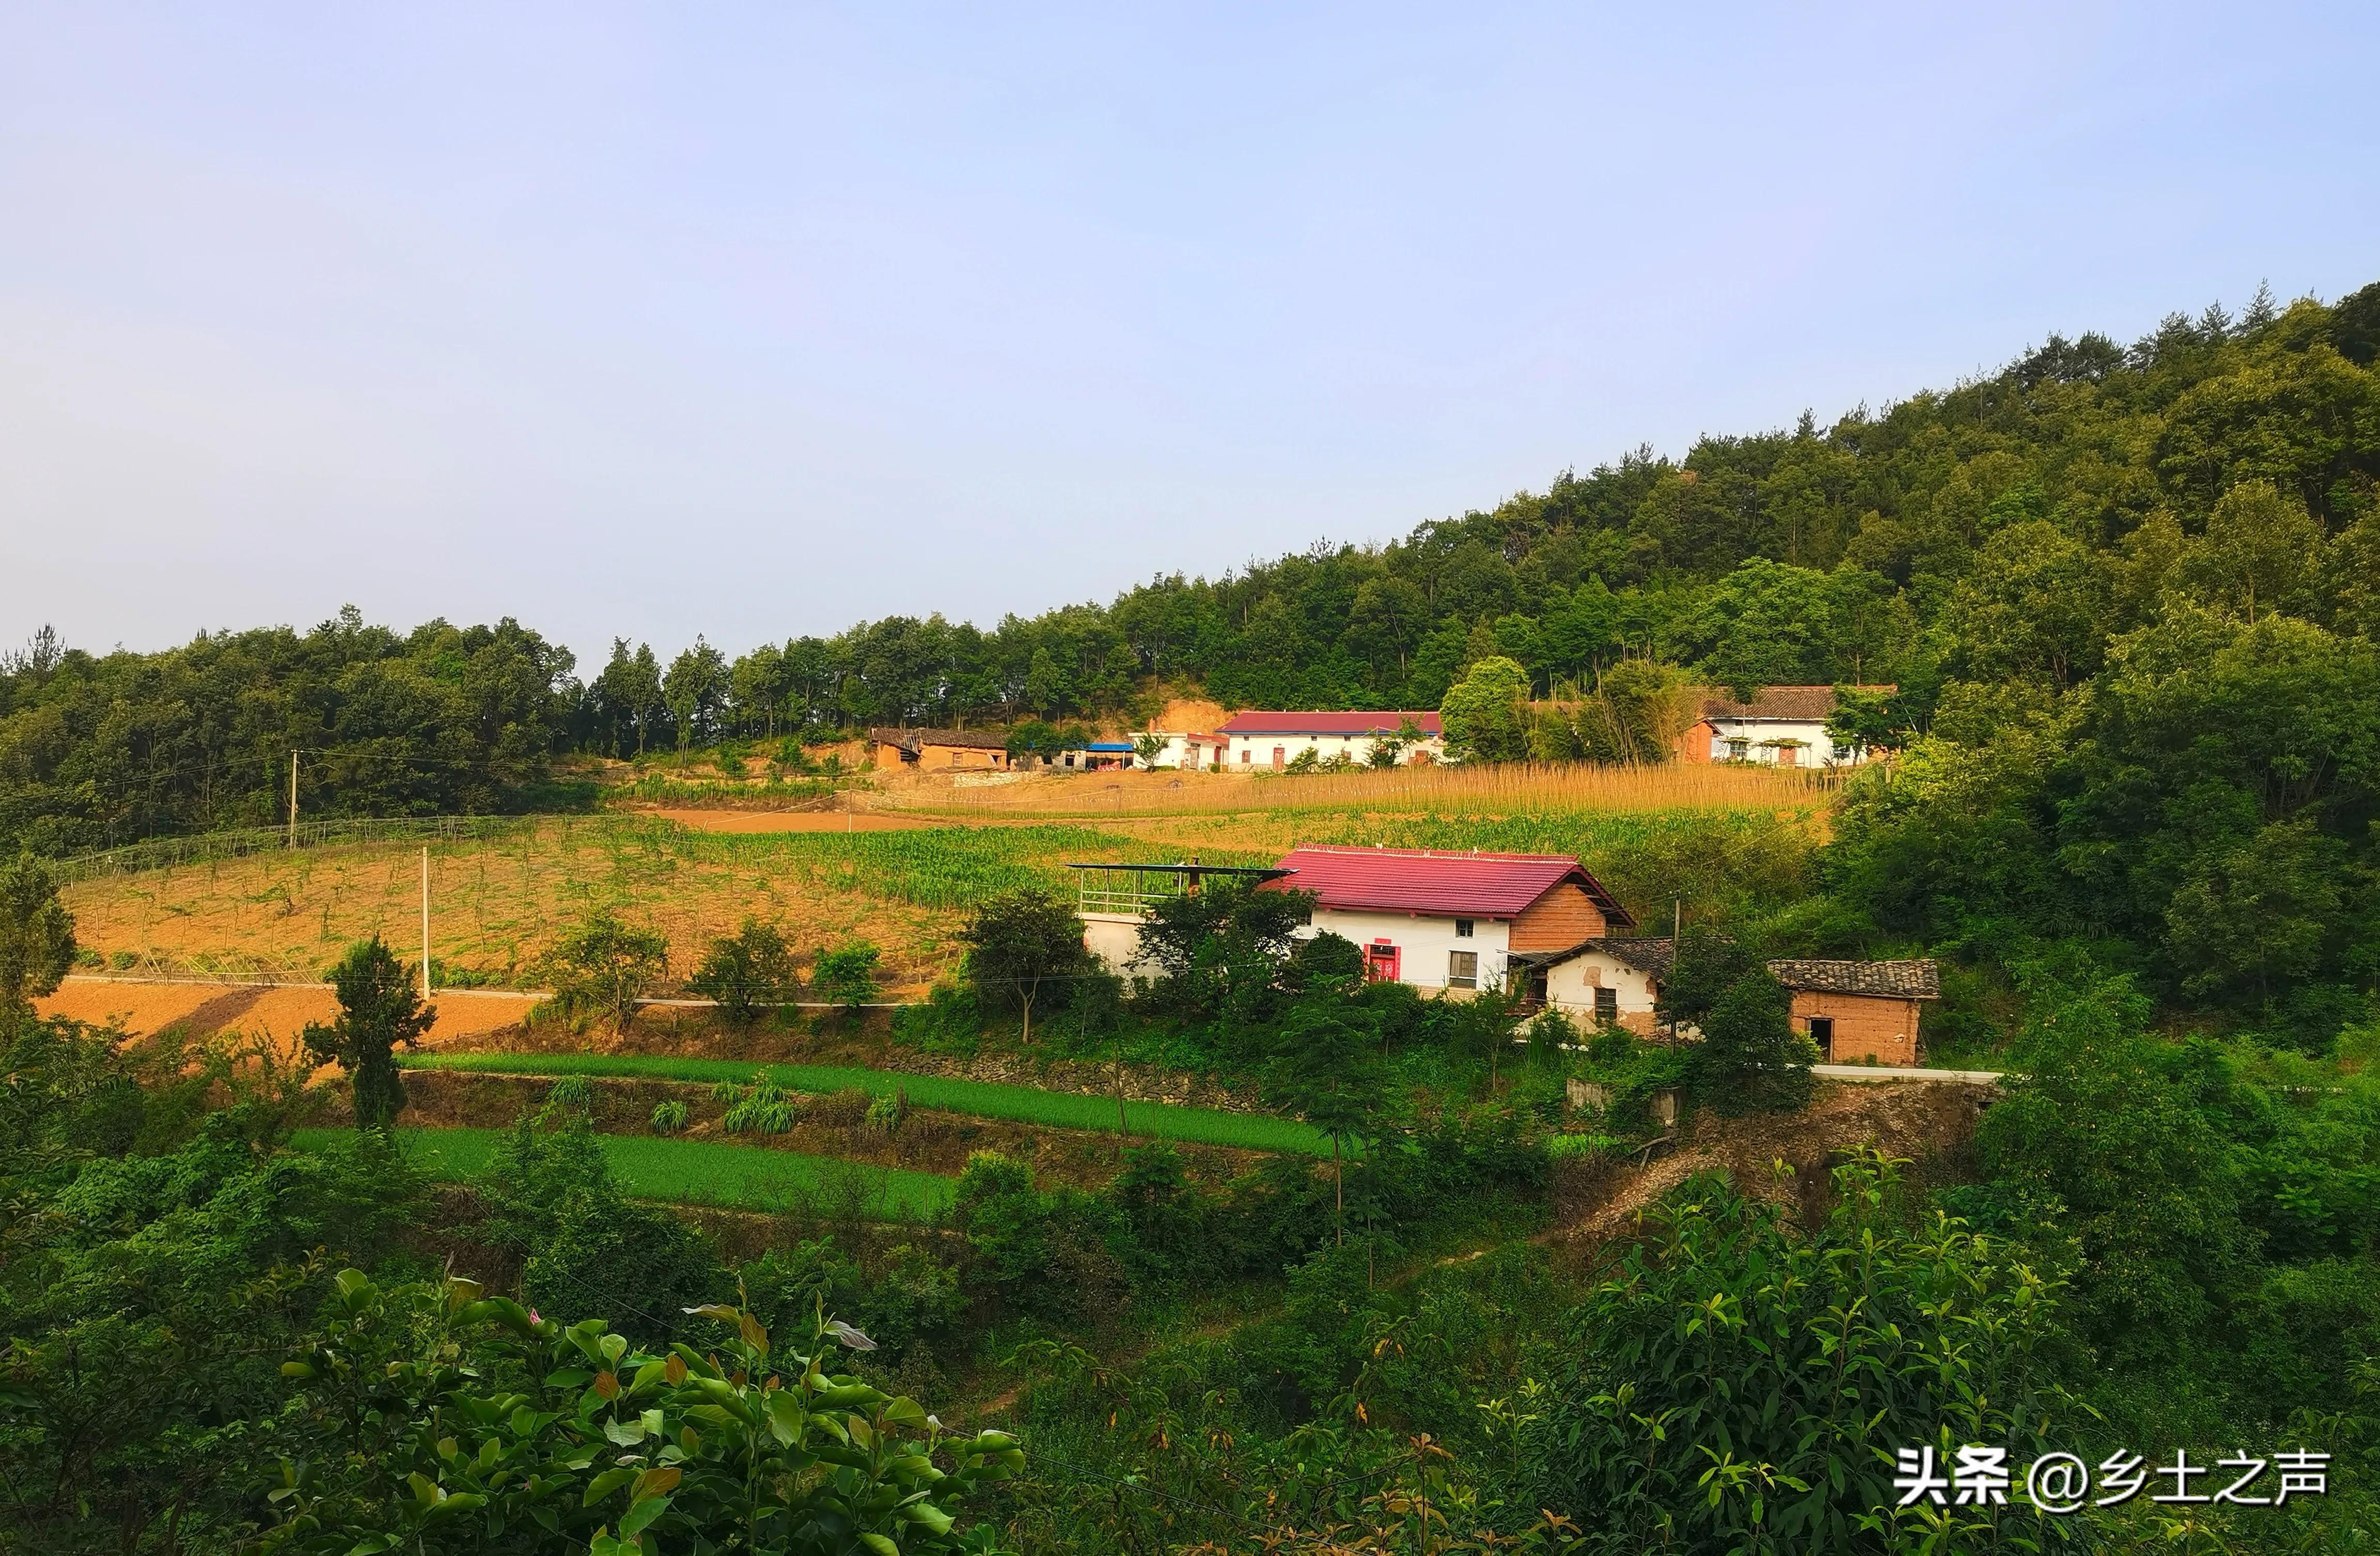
[1063,860,1293,916]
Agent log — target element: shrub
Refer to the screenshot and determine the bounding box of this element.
[541,910,668,1032]
[812,942,884,1011]
[688,918,800,1024]
[1541,1150,2081,1551]
[1686,968,1816,1114]
[866,1090,906,1134]
[543,1074,598,1116]
[263,1269,1020,1553]
[648,1098,689,1134]
[721,1073,798,1135]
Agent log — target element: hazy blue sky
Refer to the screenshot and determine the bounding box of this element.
[4,3,2376,669]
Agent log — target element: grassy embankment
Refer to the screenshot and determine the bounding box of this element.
[400,1051,1330,1155]
[289,1126,957,1217]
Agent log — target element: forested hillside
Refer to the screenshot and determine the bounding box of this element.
[6,279,2378,851]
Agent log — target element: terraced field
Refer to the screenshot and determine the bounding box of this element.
[290,1126,957,1217]
[399,1051,1330,1155]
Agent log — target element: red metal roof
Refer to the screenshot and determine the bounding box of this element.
[1216,711,1443,736]
[1270,845,1631,925]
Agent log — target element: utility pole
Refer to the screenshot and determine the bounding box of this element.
[1668,897,1682,1051]
[420,847,432,1000]
[287,751,299,848]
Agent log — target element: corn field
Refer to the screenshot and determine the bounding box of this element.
[880,759,1835,821]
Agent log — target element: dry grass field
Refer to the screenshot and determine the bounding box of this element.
[54,761,1837,996]
[54,816,1227,991]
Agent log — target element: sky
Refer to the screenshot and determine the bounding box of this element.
[4,3,2377,671]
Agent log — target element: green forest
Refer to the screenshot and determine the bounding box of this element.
[5,279,2380,1551]
[7,280,2377,850]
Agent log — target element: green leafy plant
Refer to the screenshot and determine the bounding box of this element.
[720,1072,799,1135]
[647,1098,689,1134]
[0,852,77,1032]
[261,1269,1021,1553]
[1548,1149,2083,1551]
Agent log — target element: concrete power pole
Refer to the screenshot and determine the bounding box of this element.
[287,751,299,848]
[420,847,432,1000]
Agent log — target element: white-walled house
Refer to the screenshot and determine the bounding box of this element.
[1273,846,1634,995]
[1673,685,1892,768]
[1515,936,1675,1033]
[1133,712,1445,771]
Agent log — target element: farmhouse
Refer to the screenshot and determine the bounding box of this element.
[1202,711,1446,769]
[1518,937,1941,1063]
[1273,845,1634,996]
[868,727,1010,771]
[1674,685,1892,768]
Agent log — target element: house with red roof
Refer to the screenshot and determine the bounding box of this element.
[1135,711,1444,771]
[1270,845,1633,995]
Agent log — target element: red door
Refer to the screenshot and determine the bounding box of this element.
[1365,940,1401,983]
[1272,746,1286,769]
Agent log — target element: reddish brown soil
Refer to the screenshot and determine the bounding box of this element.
[40,978,538,1048]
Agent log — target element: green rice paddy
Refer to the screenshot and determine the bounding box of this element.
[398,1051,1329,1155]
[290,1126,956,1217]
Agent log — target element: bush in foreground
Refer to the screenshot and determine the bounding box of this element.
[262,1270,1020,1554]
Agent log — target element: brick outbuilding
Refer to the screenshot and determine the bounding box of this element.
[1766,958,1940,1065]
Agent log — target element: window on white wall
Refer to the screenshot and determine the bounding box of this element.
[1448,950,1478,989]
[1453,918,1474,938]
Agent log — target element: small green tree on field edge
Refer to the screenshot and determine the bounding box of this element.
[302,935,436,1131]
[957,888,1091,1044]
[687,918,800,1024]
[812,941,883,1011]
[543,910,669,1032]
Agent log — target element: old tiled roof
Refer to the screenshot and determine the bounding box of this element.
[1517,940,1938,1002]
[1512,935,1680,976]
[1218,710,1443,736]
[1698,685,1895,722]
[868,727,1009,753]
[1765,958,1941,998]
[1271,845,1630,924]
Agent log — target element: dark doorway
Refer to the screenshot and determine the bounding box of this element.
[1807,1015,1835,1059]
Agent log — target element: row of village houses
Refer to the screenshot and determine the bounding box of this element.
[1071,844,1939,1067]
[871,684,1891,774]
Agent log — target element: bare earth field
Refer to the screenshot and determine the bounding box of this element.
[38,978,540,1047]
